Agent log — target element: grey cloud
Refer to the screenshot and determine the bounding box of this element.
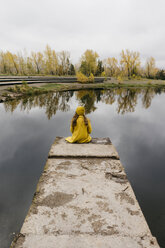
[0,0,165,67]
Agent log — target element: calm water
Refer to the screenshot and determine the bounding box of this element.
[0,88,165,248]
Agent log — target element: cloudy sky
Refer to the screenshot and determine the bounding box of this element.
[0,0,165,67]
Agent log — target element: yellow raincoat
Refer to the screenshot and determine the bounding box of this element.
[65,106,92,143]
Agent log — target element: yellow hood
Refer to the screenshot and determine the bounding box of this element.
[76,106,85,116]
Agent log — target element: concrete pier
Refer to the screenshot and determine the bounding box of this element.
[11,137,160,248]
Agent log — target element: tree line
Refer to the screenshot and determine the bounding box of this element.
[0,45,164,79]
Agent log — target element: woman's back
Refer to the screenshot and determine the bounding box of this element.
[65,106,92,143]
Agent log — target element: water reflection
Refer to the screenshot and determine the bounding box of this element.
[3,87,165,117]
[3,91,73,119]
[1,87,165,247]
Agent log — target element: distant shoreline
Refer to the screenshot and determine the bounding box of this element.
[1,77,165,103]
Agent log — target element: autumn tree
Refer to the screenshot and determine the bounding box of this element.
[17,52,27,75]
[1,46,161,79]
[26,56,35,75]
[0,52,5,74]
[58,51,70,75]
[44,45,58,75]
[31,52,44,74]
[104,57,119,77]
[7,52,19,74]
[145,57,157,78]
[120,49,141,78]
[80,50,99,76]
[0,51,19,74]
[0,52,9,74]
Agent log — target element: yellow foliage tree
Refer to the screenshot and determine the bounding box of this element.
[7,52,19,74]
[26,57,35,75]
[120,49,141,78]
[44,45,58,75]
[17,52,27,75]
[80,49,99,76]
[145,57,157,78]
[0,51,19,74]
[58,51,70,75]
[31,52,44,74]
[104,57,119,77]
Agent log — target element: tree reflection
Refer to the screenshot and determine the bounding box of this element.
[3,91,72,119]
[76,90,97,114]
[100,90,116,105]
[3,87,165,118]
[116,88,138,114]
[141,88,156,109]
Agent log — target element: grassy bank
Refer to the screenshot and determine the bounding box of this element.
[1,78,165,103]
[40,78,165,91]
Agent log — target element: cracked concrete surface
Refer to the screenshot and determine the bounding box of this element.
[11,137,160,248]
[48,137,119,158]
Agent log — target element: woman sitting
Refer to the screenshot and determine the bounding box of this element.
[65,106,92,143]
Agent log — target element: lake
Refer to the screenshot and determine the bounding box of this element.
[0,88,165,248]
